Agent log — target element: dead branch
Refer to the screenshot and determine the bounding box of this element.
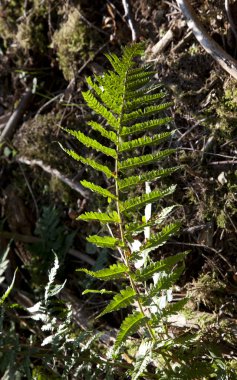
[16,156,90,199]
[149,29,174,58]
[121,0,138,41]
[225,0,237,42]
[176,0,237,80]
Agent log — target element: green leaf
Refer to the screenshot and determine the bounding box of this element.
[138,222,181,256]
[97,287,136,318]
[121,186,176,213]
[61,145,115,179]
[0,268,17,305]
[131,341,153,380]
[124,92,166,112]
[65,128,117,158]
[148,265,184,298]
[78,211,120,224]
[87,121,117,143]
[118,168,178,191]
[135,252,188,282]
[82,90,119,130]
[77,263,128,281]
[125,83,164,101]
[119,132,173,152]
[80,180,117,200]
[121,117,172,136]
[118,149,175,171]
[121,102,173,124]
[114,312,147,352]
[87,235,121,249]
[82,289,115,295]
[86,76,121,114]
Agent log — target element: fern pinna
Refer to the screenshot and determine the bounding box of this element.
[62,43,187,359]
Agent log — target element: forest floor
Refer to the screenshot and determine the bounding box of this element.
[0,0,236,377]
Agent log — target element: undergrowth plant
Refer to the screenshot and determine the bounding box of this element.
[62,43,188,376]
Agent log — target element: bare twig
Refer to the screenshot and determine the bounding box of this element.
[0,89,33,143]
[176,0,237,80]
[148,29,174,59]
[16,156,90,199]
[121,0,138,41]
[173,29,193,53]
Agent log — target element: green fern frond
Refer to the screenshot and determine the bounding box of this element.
[119,132,173,152]
[82,289,115,295]
[82,91,119,130]
[76,263,128,281]
[135,252,188,282]
[64,129,117,158]
[114,312,147,353]
[118,168,178,192]
[124,92,166,111]
[61,146,115,178]
[86,76,121,114]
[87,121,117,143]
[118,149,175,171]
[125,83,163,101]
[97,287,136,318]
[121,102,173,124]
[121,186,176,213]
[138,222,181,256]
[121,117,172,136]
[131,341,153,380]
[87,235,122,249]
[80,180,117,200]
[148,265,184,298]
[78,211,120,224]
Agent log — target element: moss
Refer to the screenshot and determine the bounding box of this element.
[51,7,99,81]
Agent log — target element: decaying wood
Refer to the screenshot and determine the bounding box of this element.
[0,89,32,143]
[17,156,90,199]
[149,29,174,58]
[121,0,138,41]
[176,0,237,80]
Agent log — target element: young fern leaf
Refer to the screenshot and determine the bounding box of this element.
[63,43,186,360]
[97,287,136,318]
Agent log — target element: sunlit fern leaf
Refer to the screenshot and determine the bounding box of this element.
[60,146,115,179]
[78,211,120,224]
[119,132,173,152]
[121,102,173,124]
[118,149,175,171]
[124,83,164,101]
[124,92,166,111]
[114,312,147,354]
[64,129,117,158]
[87,121,117,143]
[148,265,184,299]
[121,117,172,136]
[87,235,122,249]
[80,180,117,200]
[97,287,136,318]
[118,168,178,192]
[135,252,188,282]
[131,340,153,380]
[82,91,119,130]
[138,222,181,256]
[76,263,128,281]
[121,186,176,213]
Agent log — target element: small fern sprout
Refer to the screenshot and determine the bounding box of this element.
[62,43,188,371]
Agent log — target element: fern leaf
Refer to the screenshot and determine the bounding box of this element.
[119,132,173,152]
[127,70,156,83]
[61,146,115,178]
[138,222,181,256]
[78,211,120,224]
[87,235,122,249]
[114,312,147,353]
[135,252,188,282]
[121,102,173,124]
[121,117,172,136]
[121,186,176,213]
[124,92,166,112]
[131,340,153,380]
[125,206,177,237]
[82,289,115,295]
[125,83,163,101]
[77,263,128,281]
[148,265,184,298]
[104,52,124,75]
[97,287,136,318]
[80,180,117,200]
[0,268,17,306]
[118,149,175,171]
[86,76,121,114]
[118,168,178,191]
[87,121,117,143]
[65,129,117,158]
[126,76,152,92]
[82,91,119,130]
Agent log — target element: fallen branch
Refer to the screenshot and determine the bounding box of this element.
[121,0,138,41]
[16,156,90,199]
[176,0,237,80]
[149,29,174,58]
